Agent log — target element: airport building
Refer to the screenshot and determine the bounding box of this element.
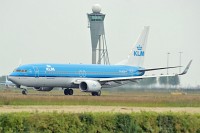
[87,4,110,65]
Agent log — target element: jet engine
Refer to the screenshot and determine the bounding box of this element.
[79,80,101,92]
[34,87,54,91]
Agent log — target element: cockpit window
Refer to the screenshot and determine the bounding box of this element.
[13,69,27,72]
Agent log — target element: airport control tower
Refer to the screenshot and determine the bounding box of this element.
[87,4,110,65]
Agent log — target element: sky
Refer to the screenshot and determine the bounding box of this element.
[0,0,199,86]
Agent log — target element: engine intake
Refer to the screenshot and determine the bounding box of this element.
[79,80,101,92]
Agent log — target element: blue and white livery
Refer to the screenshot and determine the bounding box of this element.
[8,26,192,96]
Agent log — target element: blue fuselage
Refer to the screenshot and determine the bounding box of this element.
[9,64,145,78]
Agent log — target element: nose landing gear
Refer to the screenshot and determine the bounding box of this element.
[22,89,28,95]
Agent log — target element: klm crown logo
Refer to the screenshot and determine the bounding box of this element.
[134,44,144,56]
[137,45,142,50]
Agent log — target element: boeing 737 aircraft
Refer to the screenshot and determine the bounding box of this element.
[8,26,192,96]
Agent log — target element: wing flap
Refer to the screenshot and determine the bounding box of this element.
[99,74,176,82]
[139,66,181,72]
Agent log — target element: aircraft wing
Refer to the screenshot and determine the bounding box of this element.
[72,60,192,85]
[99,60,192,82]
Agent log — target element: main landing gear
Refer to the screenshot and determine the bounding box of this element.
[63,88,101,96]
[64,88,74,95]
[91,90,101,96]
[22,89,28,95]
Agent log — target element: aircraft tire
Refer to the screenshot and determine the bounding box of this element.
[97,90,101,96]
[69,89,73,95]
[22,89,28,95]
[91,91,101,96]
[64,89,69,95]
[91,92,96,96]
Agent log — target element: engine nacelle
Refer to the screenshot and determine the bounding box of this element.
[34,87,53,91]
[79,80,101,92]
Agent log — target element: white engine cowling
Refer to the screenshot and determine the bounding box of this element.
[79,80,101,92]
[34,87,54,91]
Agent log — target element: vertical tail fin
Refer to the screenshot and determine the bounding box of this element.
[127,26,150,66]
[117,26,150,67]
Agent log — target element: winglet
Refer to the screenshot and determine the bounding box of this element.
[179,60,192,75]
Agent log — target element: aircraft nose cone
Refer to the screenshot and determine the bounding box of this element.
[7,76,11,80]
[8,76,14,82]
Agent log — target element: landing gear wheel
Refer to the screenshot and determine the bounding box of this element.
[64,89,69,95]
[91,90,101,96]
[97,90,101,96]
[91,92,96,96]
[64,89,73,95]
[22,89,28,95]
[68,89,73,95]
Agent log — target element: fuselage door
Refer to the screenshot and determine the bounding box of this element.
[33,66,39,78]
[128,69,134,76]
[79,70,86,77]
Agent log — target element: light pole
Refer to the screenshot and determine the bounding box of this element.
[167,52,170,74]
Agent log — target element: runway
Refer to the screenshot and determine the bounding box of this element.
[0,105,200,113]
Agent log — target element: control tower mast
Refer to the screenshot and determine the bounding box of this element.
[87,4,110,65]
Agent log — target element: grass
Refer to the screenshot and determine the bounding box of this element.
[0,86,200,107]
[1,112,200,132]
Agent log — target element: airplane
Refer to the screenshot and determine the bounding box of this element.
[0,75,16,87]
[8,26,192,96]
